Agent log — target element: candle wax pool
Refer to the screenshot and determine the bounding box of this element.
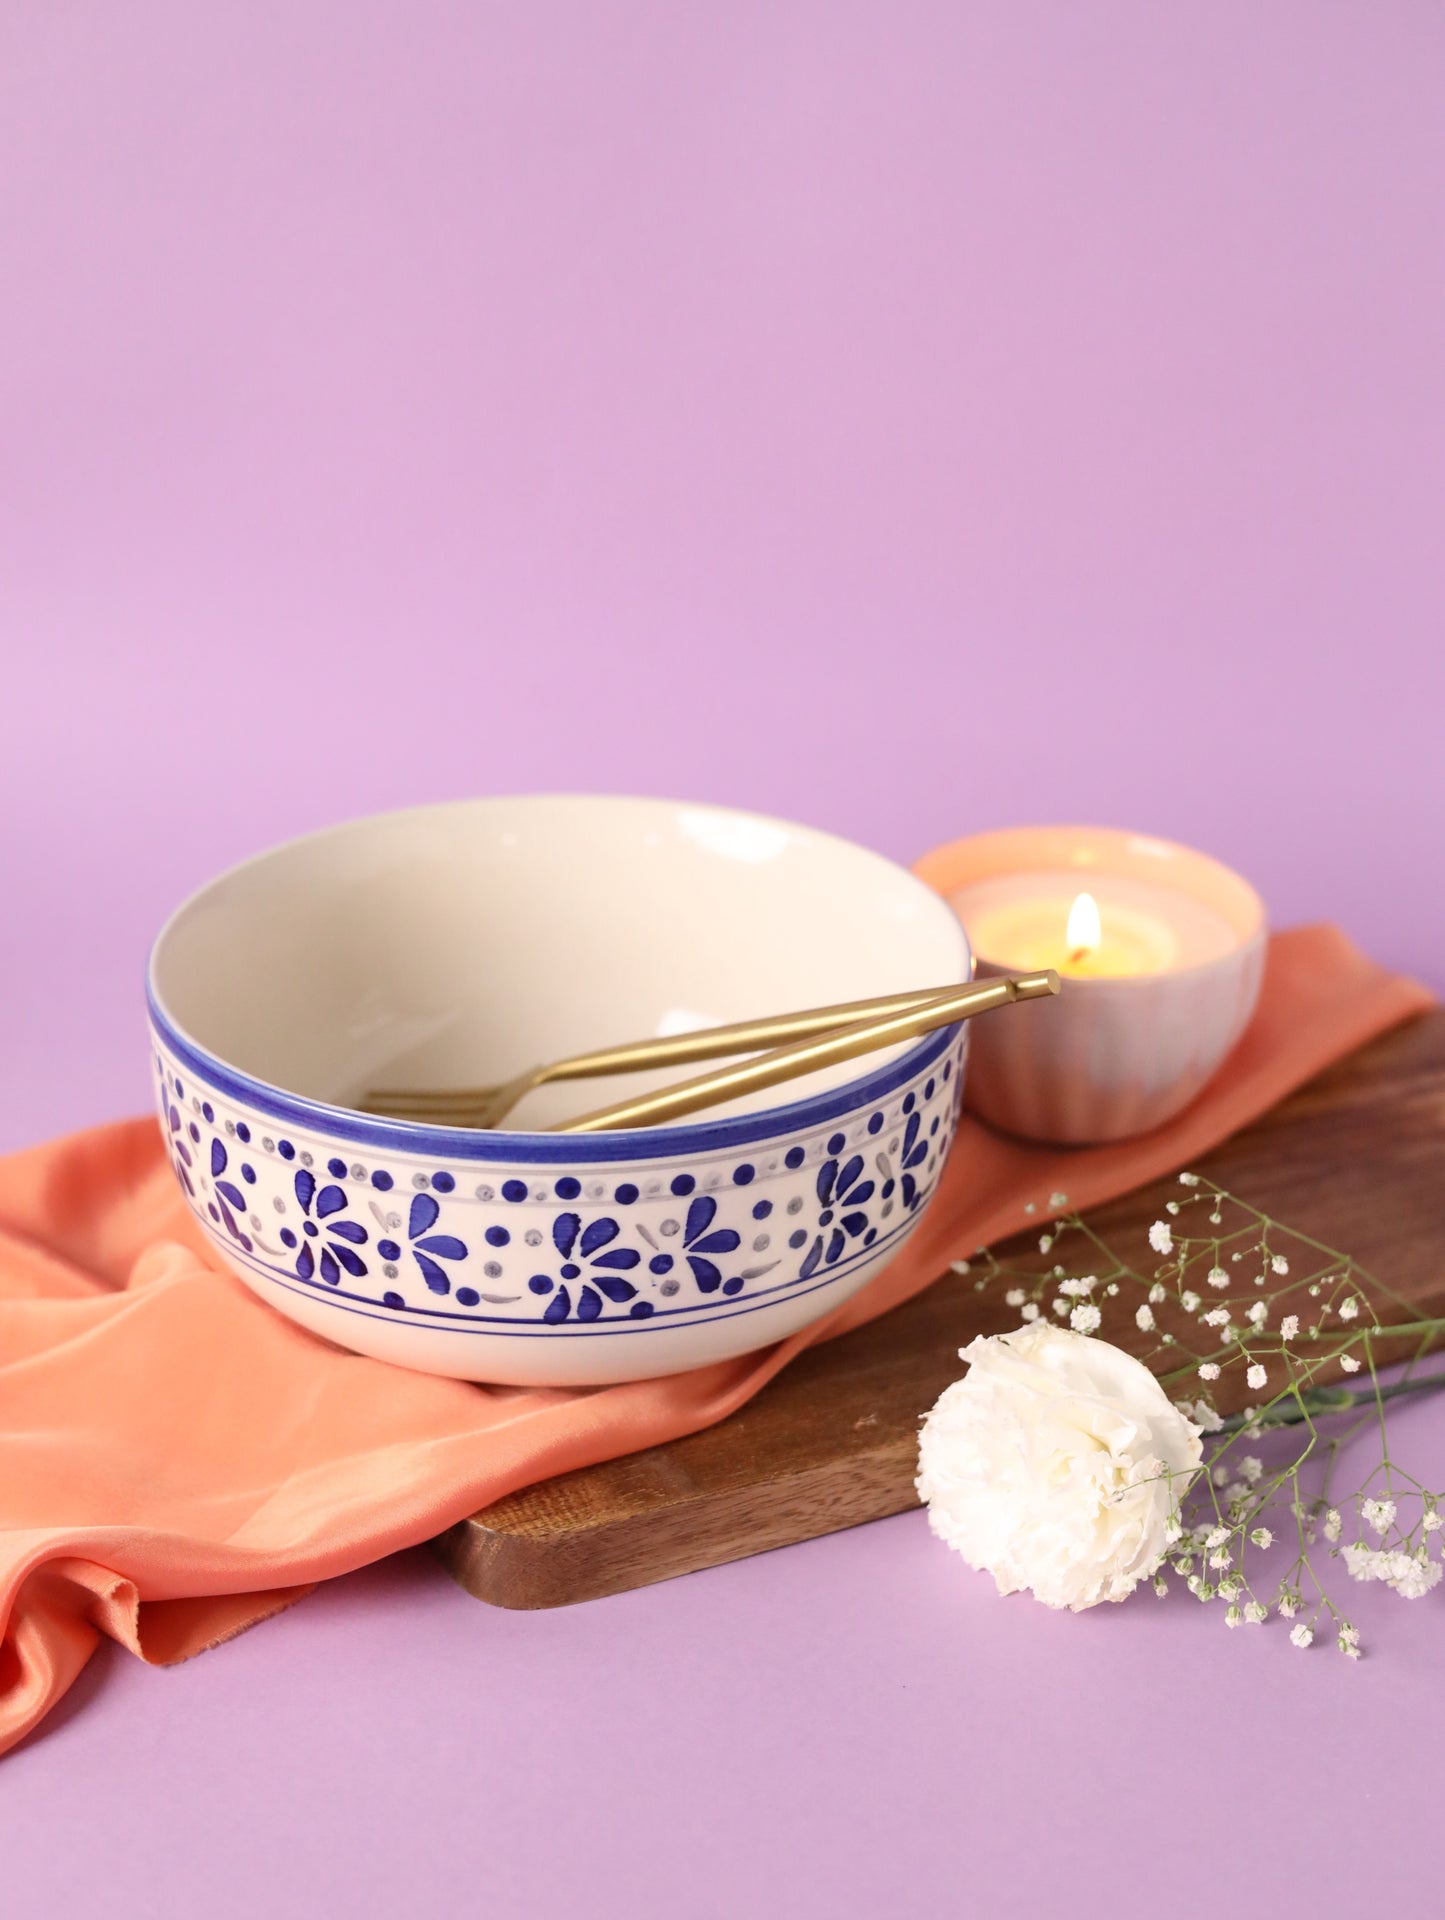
[949,871,1238,980]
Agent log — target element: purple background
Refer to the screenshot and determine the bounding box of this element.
[3,4,1443,1912]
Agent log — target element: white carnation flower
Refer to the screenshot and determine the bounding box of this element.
[916,1324,1203,1612]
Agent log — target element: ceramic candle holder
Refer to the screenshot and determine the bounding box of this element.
[916,826,1267,1145]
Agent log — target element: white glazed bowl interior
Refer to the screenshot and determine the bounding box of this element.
[152,795,967,1127]
[147,795,971,1386]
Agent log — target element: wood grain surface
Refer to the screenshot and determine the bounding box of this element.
[432,1010,1445,1610]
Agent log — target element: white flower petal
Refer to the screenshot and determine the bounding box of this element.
[916,1325,1203,1612]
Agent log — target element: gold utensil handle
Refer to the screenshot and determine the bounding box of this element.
[367,982,980,1108]
[553,972,1060,1134]
[527,984,978,1080]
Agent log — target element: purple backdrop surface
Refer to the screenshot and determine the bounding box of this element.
[2,4,1442,1914]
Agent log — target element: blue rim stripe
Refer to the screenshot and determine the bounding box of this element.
[146,980,960,1165]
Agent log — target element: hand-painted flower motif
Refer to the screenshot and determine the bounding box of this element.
[532,1213,645,1323]
[641,1193,745,1301]
[163,1096,195,1197]
[149,1021,968,1357]
[799,1152,876,1279]
[283,1168,368,1285]
[206,1135,253,1252]
[377,1193,468,1295]
[898,1106,931,1211]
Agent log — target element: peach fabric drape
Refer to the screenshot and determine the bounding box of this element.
[0,924,1431,1754]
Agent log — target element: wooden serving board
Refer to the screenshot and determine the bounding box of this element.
[433,1011,1445,1609]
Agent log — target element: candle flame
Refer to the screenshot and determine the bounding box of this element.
[1066,890,1101,959]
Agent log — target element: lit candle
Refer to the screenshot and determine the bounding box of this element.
[915,827,1267,1144]
[949,870,1239,981]
[1066,891,1103,970]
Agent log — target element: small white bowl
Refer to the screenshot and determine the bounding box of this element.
[148,796,971,1385]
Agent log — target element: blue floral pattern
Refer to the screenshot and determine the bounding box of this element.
[531,1213,644,1323]
[283,1169,368,1285]
[799,1152,876,1280]
[152,1033,963,1334]
[649,1194,743,1298]
[164,1092,195,1198]
[898,1105,931,1212]
[204,1134,254,1252]
[377,1192,468,1295]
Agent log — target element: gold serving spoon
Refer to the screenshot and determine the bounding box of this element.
[553,971,1060,1133]
[366,981,1001,1129]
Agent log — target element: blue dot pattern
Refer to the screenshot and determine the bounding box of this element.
[151,1018,965,1337]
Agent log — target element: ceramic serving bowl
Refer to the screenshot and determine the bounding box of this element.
[147,796,971,1385]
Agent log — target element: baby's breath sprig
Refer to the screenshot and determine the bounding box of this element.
[961,1176,1445,1657]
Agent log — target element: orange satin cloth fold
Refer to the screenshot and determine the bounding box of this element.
[0,924,1432,1755]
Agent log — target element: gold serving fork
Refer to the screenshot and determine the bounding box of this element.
[365,983,983,1128]
[551,972,1059,1133]
[363,972,1059,1131]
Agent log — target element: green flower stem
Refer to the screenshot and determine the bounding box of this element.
[1217,1370,1445,1434]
